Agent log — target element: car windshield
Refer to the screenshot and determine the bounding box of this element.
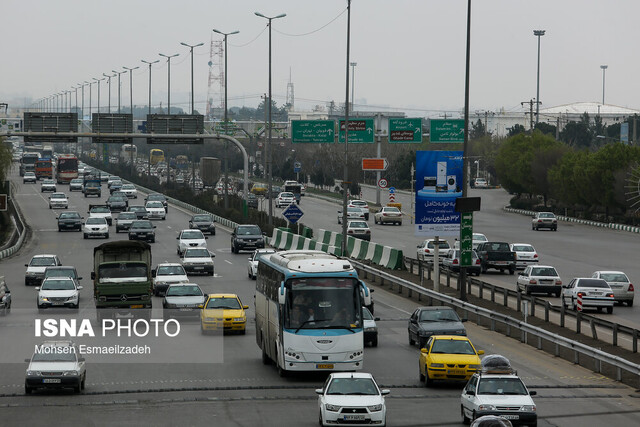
[539,213,555,218]
[148,195,166,201]
[193,215,212,222]
[531,267,558,277]
[384,207,400,213]
[578,279,610,288]
[108,197,125,202]
[427,241,450,249]
[237,226,261,235]
[122,184,135,190]
[91,207,109,213]
[420,309,460,322]
[71,179,83,184]
[157,266,186,276]
[326,378,379,396]
[131,221,153,229]
[86,217,106,225]
[129,206,145,212]
[512,245,534,252]
[206,297,241,309]
[185,249,210,258]
[146,202,163,208]
[44,269,76,279]
[349,221,368,228]
[59,213,80,219]
[477,378,528,395]
[166,285,202,297]
[51,194,65,199]
[41,279,75,290]
[32,347,78,362]
[119,213,137,219]
[99,263,147,279]
[280,192,294,198]
[30,257,57,266]
[431,339,475,355]
[181,231,204,239]
[600,273,629,282]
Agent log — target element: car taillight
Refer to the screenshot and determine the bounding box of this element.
[365,230,370,234]
[534,254,538,258]
[555,279,562,285]
[577,292,585,297]
[453,259,458,265]
[348,230,353,234]
[629,284,634,292]
[425,249,431,253]
[606,293,614,298]
[475,259,481,265]
[383,213,388,216]
[529,279,537,284]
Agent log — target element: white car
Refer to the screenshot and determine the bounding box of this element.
[561,277,615,313]
[338,206,366,224]
[591,270,634,306]
[416,239,451,262]
[120,183,138,198]
[153,263,189,296]
[247,248,277,280]
[516,265,562,296]
[145,201,167,220]
[509,243,538,269]
[316,372,389,427]
[461,365,537,425]
[162,283,206,320]
[472,233,488,250]
[473,178,489,188]
[25,341,86,394]
[69,178,84,191]
[181,247,215,276]
[48,192,69,209]
[348,199,370,220]
[23,172,37,183]
[362,306,379,347]
[373,206,402,225]
[41,179,57,192]
[25,254,62,286]
[36,277,82,309]
[88,205,113,226]
[177,229,208,256]
[532,211,558,231]
[107,175,120,187]
[275,192,295,208]
[83,217,109,239]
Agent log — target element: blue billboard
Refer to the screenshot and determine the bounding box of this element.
[414,150,463,237]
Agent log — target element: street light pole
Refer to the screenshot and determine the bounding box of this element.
[112,70,126,113]
[93,78,103,114]
[124,65,140,174]
[601,65,608,105]
[256,11,286,227]
[213,28,240,210]
[340,0,353,255]
[142,59,159,178]
[350,62,357,111]
[533,30,545,128]
[159,53,179,114]
[180,42,204,114]
[103,73,114,114]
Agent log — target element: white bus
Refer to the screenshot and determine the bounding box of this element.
[120,144,137,164]
[255,250,364,375]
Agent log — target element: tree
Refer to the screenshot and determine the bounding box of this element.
[507,124,526,138]
[534,122,556,137]
[0,139,12,183]
[470,119,487,140]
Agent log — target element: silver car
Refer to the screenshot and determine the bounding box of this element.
[561,277,614,313]
[25,341,86,394]
[510,243,538,269]
[591,271,634,306]
[517,265,562,296]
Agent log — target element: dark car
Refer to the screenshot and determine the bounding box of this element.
[56,211,83,232]
[145,193,168,212]
[115,211,138,233]
[109,180,123,194]
[231,224,265,253]
[106,195,128,213]
[247,193,258,209]
[189,214,216,235]
[128,220,156,243]
[127,205,149,220]
[408,306,467,348]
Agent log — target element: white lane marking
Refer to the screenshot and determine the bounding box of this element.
[224,260,233,265]
[379,301,413,316]
[36,229,59,232]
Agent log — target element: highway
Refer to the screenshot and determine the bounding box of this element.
[1,168,640,426]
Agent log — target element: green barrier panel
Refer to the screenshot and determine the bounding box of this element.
[283,232,294,250]
[302,226,313,239]
[355,240,370,260]
[371,244,385,264]
[385,248,405,270]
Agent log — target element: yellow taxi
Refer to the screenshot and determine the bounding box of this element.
[418,335,484,386]
[200,293,249,335]
[250,184,268,196]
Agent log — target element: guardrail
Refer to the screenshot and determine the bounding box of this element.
[0,185,26,260]
[352,259,640,385]
[404,256,640,354]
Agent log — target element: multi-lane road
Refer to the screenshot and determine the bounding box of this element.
[1,169,640,426]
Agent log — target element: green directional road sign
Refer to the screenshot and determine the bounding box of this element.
[460,212,473,266]
[430,119,465,143]
[291,120,335,143]
[389,118,422,143]
[338,118,374,143]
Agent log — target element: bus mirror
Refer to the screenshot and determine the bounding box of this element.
[278,282,287,305]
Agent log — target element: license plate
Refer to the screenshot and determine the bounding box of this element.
[495,261,507,265]
[194,266,204,270]
[501,415,519,420]
[343,415,365,421]
[448,369,465,375]
[590,292,602,296]
[179,308,193,312]
[43,378,61,383]
[52,301,64,306]
[130,305,143,309]
[317,364,334,369]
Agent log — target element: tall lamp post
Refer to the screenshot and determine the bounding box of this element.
[601,65,608,105]
[159,53,179,114]
[340,0,353,255]
[142,59,159,178]
[350,62,357,111]
[93,78,103,114]
[112,69,127,113]
[124,65,140,174]
[255,11,286,226]
[213,28,240,209]
[103,73,115,114]
[533,29,545,127]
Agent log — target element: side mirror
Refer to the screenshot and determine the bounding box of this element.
[91,272,95,280]
[370,289,375,293]
[78,277,83,281]
[374,317,380,321]
[381,389,390,396]
[197,304,204,309]
[176,237,179,239]
[461,318,468,323]
[209,252,216,257]
[153,226,157,229]
[205,237,208,240]
[466,390,475,396]
[25,264,28,267]
[34,287,40,291]
[417,245,421,248]
[477,350,485,355]
[151,269,157,277]
[420,348,428,354]
[243,305,249,309]
[24,358,31,363]
[77,286,83,290]
[529,391,537,396]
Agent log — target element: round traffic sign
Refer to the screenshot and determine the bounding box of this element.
[294,161,301,169]
[378,178,388,189]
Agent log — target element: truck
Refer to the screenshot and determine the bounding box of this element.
[283,180,302,204]
[199,157,221,187]
[35,157,54,180]
[91,241,153,321]
[19,153,39,176]
[82,175,102,197]
[475,242,517,275]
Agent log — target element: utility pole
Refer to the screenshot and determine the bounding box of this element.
[521,99,537,131]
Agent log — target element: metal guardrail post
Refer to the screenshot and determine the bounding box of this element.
[478,281,483,299]
[531,296,536,317]
[545,301,550,322]
[633,330,638,353]
[560,303,565,327]
[490,286,495,303]
[576,311,582,334]
[516,292,521,312]
[590,319,598,340]
[613,323,618,347]
[503,288,508,307]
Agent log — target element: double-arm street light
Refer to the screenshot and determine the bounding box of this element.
[255,11,286,226]
[93,78,103,114]
[124,65,140,174]
[601,65,608,105]
[180,41,204,193]
[533,29,545,127]
[112,69,127,113]
[212,28,240,209]
[103,72,115,113]
[141,59,159,115]
[159,53,179,114]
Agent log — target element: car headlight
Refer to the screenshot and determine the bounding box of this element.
[418,331,432,337]
[367,404,383,412]
[468,364,482,370]
[26,272,37,277]
[63,370,79,376]
[165,303,176,309]
[26,370,41,376]
[204,317,216,321]
[40,297,49,302]
[233,317,245,322]
[521,405,536,412]
[67,295,78,302]
[429,363,444,368]
[478,404,497,411]
[325,404,341,412]
[364,327,376,332]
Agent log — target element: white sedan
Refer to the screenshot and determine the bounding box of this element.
[177,229,208,256]
[145,201,166,220]
[516,265,562,296]
[247,248,277,280]
[510,243,539,269]
[316,372,389,427]
[561,277,614,313]
[591,270,634,306]
[83,217,109,239]
[48,192,69,209]
[275,192,295,208]
[120,183,138,199]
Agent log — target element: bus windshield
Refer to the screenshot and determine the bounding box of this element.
[58,158,78,171]
[284,277,361,331]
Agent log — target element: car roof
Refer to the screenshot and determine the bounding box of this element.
[207,293,240,298]
[594,270,626,274]
[329,372,374,379]
[418,306,456,312]
[530,265,555,269]
[432,335,471,341]
[157,262,183,267]
[167,283,200,288]
[32,254,57,258]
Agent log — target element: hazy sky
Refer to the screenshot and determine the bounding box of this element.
[2,0,638,117]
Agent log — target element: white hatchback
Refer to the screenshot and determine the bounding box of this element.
[316,372,389,427]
